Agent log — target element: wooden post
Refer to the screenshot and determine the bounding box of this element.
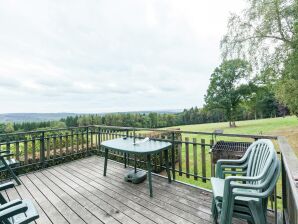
[193,138,198,180]
[171,132,176,180]
[185,137,190,178]
[24,140,28,165]
[178,139,182,176]
[71,129,74,154]
[46,137,50,160]
[201,139,206,183]
[40,131,45,167]
[59,134,63,157]
[53,135,57,159]
[65,133,69,155]
[210,139,215,177]
[32,137,36,163]
[15,142,20,161]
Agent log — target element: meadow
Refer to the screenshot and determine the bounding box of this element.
[161,116,298,209]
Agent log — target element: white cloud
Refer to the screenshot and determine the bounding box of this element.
[0,0,245,113]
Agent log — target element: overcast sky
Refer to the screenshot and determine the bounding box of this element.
[0,0,245,113]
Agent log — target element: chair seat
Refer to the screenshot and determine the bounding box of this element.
[211,177,260,204]
[9,200,39,224]
[0,159,20,170]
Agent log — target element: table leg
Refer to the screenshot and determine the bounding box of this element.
[164,149,171,183]
[146,154,153,197]
[134,154,137,173]
[103,148,108,176]
[124,153,127,168]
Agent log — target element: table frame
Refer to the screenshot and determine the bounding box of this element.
[102,142,172,197]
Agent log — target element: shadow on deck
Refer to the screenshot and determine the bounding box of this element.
[4,156,273,224]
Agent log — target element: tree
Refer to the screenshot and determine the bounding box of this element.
[205,59,252,127]
[276,20,298,115]
[221,0,296,74]
[4,122,14,133]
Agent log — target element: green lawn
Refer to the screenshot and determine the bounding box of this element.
[161,116,298,209]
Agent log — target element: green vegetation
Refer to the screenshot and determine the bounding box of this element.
[165,116,298,209]
[221,0,298,117]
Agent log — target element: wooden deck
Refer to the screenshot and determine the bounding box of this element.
[3,156,273,224]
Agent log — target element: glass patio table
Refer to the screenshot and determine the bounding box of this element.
[101,137,172,197]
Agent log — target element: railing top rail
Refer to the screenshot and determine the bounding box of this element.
[92,125,278,139]
[0,124,278,140]
[0,126,92,137]
[278,136,298,208]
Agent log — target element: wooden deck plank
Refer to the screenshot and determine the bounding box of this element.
[13,180,52,224]
[50,166,169,224]
[78,157,212,207]
[40,169,122,224]
[60,163,205,224]
[64,159,211,223]
[83,157,212,204]
[26,173,86,224]
[5,185,36,224]
[20,175,69,224]
[9,156,274,224]
[43,168,144,224]
[33,171,101,224]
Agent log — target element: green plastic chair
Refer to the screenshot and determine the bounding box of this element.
[0,150,21,185]
[0,182,39,224]
[211,139,280,224]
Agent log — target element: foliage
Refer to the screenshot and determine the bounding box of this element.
[204,59,252,127]
[276,19,298,115]
[221,0,296,73]
[4,122,14,133]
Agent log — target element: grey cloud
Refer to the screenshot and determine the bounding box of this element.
[0,0,245,113]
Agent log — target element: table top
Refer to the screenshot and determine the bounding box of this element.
[101,137,171,154]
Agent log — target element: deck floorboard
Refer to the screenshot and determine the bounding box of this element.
[7,156,274,224]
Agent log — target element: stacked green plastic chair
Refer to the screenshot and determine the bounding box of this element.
[0,181,39,224]
[211,139,280,224]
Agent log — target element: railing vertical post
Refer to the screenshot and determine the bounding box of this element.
[171,132,176,180]
[193,138,198,181]
[281,154,287,224]
[185,137,190,178]
[201,139,206,183]
[98,127,101,149]
[15,141,20,161]
[210,139,215,177]
[71,129,74,154]
[40,131,45,167]
[86,127,89,153]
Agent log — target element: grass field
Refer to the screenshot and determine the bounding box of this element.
[161,116,298,209]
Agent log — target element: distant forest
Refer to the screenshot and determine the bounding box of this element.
[0,102,289,134]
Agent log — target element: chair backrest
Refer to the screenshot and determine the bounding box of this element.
[245,139,276,183]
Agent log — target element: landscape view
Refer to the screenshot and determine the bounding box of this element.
[0,0,297,224]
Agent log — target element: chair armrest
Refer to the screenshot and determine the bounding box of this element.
[0,182,14,191]
[225,174,264,183]
[0,151,10,154]
[222,170,246,176]
[0,200,22,211]
[0,202,28,220]
[0,153,14,158]
[221,163,248,169]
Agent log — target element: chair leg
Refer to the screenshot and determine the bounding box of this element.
[211,197,218,223]
[146,154,153,197]
[219,196,234,224]
[249,202,266,224]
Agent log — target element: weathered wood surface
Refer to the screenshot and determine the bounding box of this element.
[4,156,274,224]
